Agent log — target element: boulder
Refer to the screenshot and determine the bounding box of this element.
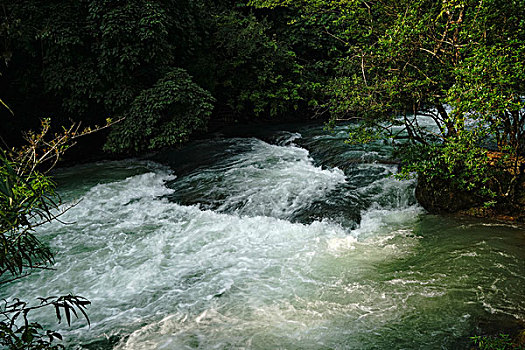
[415,175,481,213]
[415,173,525,222]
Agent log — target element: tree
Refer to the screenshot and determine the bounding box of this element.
[0,116,117,349]
[1,0,215,153]
[212,10,304,118]
[250,0,525,211]
[1,0,343,153]
[103,68,214,153]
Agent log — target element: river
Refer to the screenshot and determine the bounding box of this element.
[2,123,524,349]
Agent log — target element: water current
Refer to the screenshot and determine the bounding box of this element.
[2,123,524,349]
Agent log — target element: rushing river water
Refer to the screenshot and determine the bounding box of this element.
[2,123,524,349]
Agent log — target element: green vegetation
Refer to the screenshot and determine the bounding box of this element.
[3,1,523,207]
[104,68,214,153]
[250,0,525,212]
[471,333,525,350]
[0,119,104,348]
[0,0,327,153]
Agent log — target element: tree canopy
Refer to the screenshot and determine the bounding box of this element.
[0,0,327,154]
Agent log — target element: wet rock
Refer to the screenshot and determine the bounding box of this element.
[514,329,525,347]
[415,175,481,213]
[415,173,525,221]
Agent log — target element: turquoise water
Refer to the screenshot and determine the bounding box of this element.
[2,124,524,349]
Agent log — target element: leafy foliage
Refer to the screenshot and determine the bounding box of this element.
[252,0,525,207]
[1,0,345,151]
[397,136,497,204]
[471,333,525,350]
[104,68,214,153]
[1,0,524,207]
[0,295,90,350]
[0,118,115,348]
[1,0,524,346]
[0,152,55,276]
[1,0,214,151]
[1,118,113,277]
[213,11,305,117]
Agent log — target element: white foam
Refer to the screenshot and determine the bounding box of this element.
[2,164,358,346]
[1,137,465,349]
[175,138,348,220]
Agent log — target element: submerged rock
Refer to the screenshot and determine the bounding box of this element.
[415,175,480,213]
[415,173,525,222]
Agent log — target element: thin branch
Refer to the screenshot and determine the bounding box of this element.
[361,52,368,86]
[0,272,33,285]
[419,47,445,64]
[322,25,349,45]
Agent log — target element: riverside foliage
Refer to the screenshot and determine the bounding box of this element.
[0,0,325,152]
[0,119,104,349]
[250,0,525,211]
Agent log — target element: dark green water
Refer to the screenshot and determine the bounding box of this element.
[2,123,524,349]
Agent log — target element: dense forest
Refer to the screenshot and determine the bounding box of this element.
[1,0,525,348]
[0,0,331,152]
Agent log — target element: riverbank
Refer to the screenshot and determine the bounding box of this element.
[415,166,525,223]
[57,115,323,167]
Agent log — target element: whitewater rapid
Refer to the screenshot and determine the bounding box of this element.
[2,125,523,349]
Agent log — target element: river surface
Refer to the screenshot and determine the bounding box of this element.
[2,123,524,349]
